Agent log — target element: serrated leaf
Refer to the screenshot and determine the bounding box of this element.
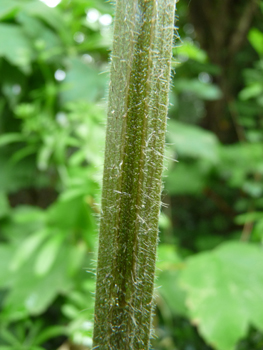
[180,242,263,350]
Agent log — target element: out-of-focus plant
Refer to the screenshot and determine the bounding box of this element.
[0,0,111,348]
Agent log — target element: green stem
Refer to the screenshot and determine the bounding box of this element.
[93,1,176,349]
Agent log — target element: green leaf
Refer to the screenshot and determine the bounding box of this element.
[3,246,73,317]
[67,241,86,276]
[0,244,14,286]
[235,212,263,225]
[0,327,20,346]
[0,154,38,193]
[242,180,263,198]
[158,270,188,317]
[0,192,10,218]
[10,229,49,272]
[0,24,34,73]
[253,219,263,241]
[61,303,79,319]
[0,133,25,147]
[33,325,67,346]
[158,212,171,230]
[174,78,222,100]
[0,346,46,350]
[60,58,106,103]
[157,244,182,270]
[156,245,187,316]
[167,120,219,162]
[10,145,37,163]
[248,28,263,56]
[219,143,263,188]
[11,206,45,224]
[17,12,63,61]
[239,83,263,100]
[0,0,20,20]
[174,40,207,63]
[22,1,67,34]
[59,187,88,201]
[34,231,64,276]
[180,242,263,350]
[37,135,55,171]
[166,162,206,195]
[47,196,92,231]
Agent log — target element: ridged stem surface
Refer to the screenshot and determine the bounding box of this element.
[93,1,176,349]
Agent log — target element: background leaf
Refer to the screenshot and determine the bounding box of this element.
[180,242,263,350]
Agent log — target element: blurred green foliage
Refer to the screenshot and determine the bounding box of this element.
[0,0,263,349]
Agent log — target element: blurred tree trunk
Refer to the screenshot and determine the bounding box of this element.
[189,0,258,142]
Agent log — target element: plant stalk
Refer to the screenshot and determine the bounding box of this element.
[93,0,176,348]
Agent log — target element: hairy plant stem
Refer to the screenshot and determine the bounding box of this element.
[93,1,176,349]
